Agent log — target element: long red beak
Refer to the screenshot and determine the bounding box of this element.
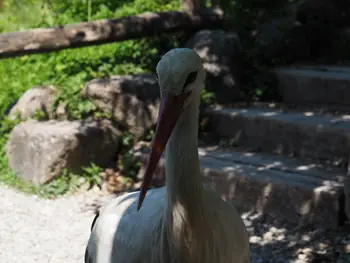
[137,92,191,210]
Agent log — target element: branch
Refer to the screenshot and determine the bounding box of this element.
[0,8,224,59]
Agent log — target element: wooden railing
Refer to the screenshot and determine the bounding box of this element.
[0,8,224,59]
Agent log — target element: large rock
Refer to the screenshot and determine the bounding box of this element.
[295,0,340,28]
[8,85,57,120]
[256,17,350,65]
[82,74,160,138]
[6,120,120,185]
[255,17,301,60]
[185,29,243,103]
[295,0,350,28]
[254,14,335,65]
[254,0,350,66]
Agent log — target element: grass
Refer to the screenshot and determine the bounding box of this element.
[0,0,181,198]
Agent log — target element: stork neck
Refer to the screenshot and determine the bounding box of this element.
[164,100,203,211]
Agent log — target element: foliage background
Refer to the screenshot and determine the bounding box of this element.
[0,0,183,196]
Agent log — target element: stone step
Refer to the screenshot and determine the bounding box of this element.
[134,146,346,228]
[206,107,350,170]
[273,66,350,108]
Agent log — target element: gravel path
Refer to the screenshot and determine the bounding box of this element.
[0,184,107,263]
[0,184,349,263]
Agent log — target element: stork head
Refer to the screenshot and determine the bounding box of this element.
[137,48,204,210]
[156,48,205,103]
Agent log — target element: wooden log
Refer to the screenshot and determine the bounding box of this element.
[0,8,224,59]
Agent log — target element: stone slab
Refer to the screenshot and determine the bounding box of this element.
[273,66,350,107]
[134,147,345,228]
[206,107,350,170]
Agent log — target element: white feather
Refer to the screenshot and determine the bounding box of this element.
[86,187,250,263]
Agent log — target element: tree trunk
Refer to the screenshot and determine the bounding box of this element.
[181,0,206,12]
[0,8,224,59]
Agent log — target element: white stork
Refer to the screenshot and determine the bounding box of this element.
[84,48,251,263]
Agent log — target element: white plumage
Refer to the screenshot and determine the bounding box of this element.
[85,48,250,263]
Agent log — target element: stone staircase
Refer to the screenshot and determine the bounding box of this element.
[136,66,350,229]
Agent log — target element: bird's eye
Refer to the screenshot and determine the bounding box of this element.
[182,71,197,93]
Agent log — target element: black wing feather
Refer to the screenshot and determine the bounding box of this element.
[90,211,100,231]
[84,211,100,263]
